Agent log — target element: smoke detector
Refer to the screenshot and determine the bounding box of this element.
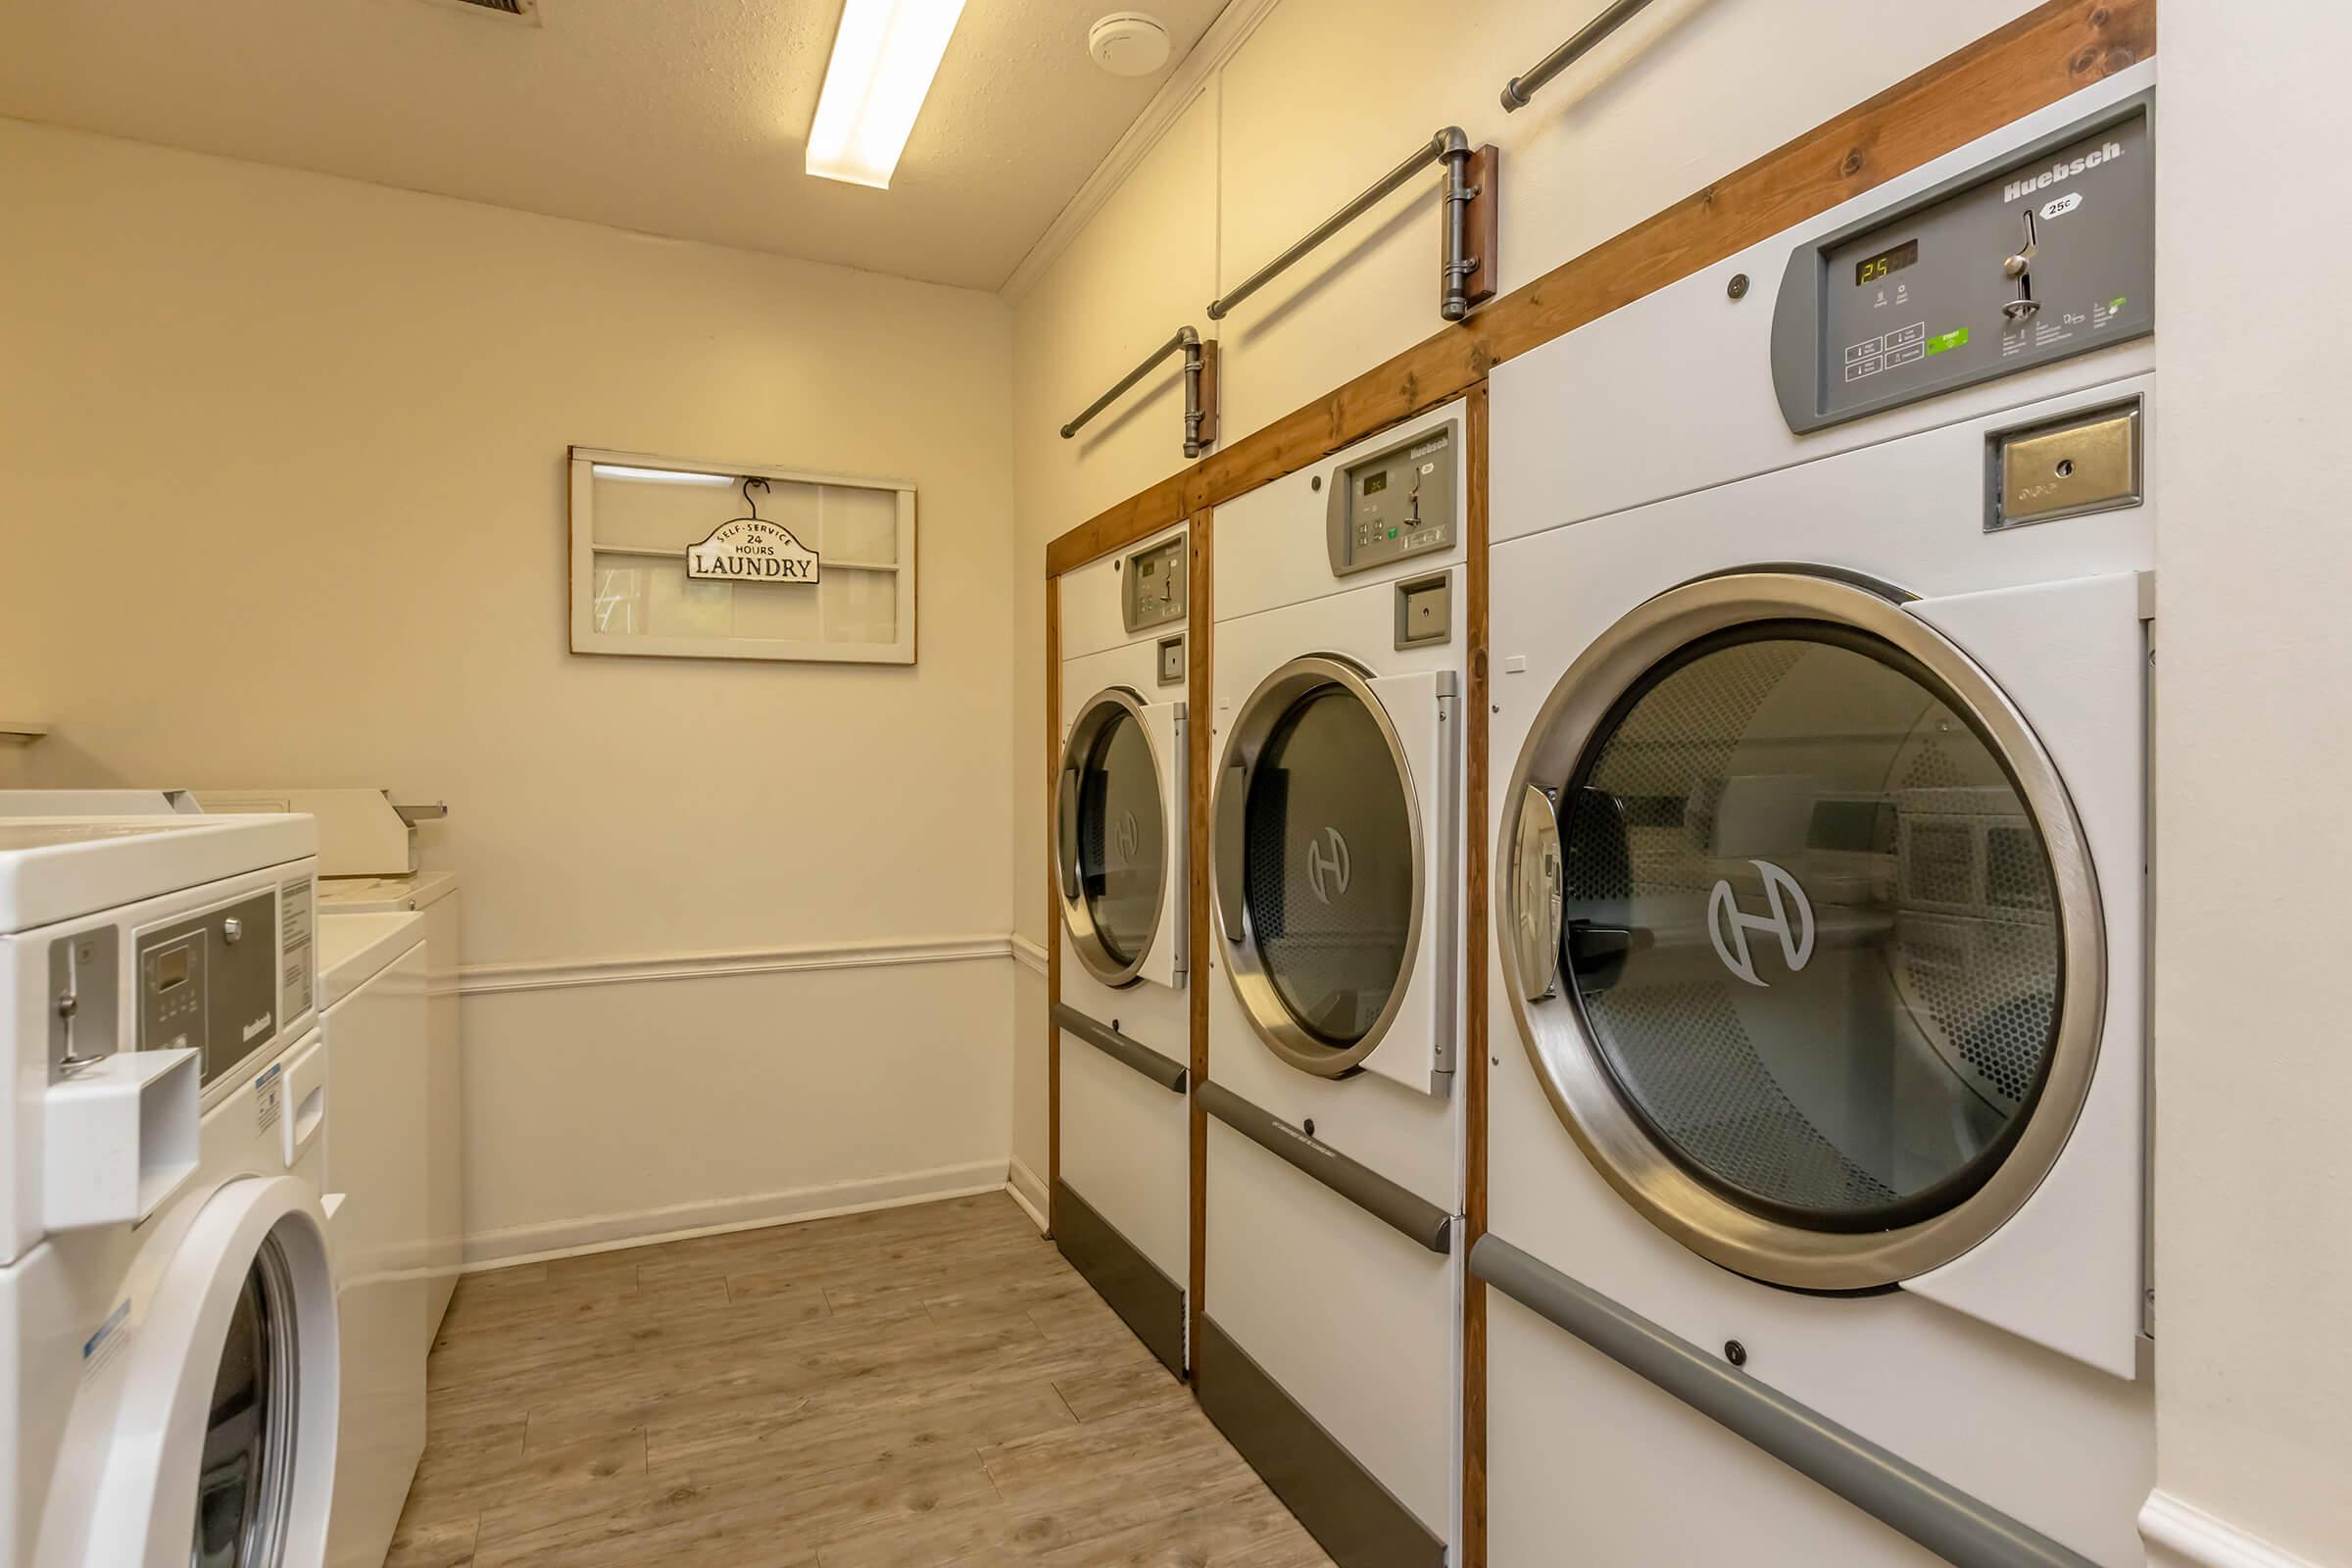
[1089,13,1171,77]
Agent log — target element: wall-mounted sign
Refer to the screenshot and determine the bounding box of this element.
[685,517,820,584]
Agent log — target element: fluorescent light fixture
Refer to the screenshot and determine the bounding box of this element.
[805,0,968,189]
[591,465,735,485]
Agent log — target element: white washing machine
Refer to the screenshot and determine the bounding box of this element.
[0,814,341,1567]
[1482,69,2156,1567]
[196,789,462,1343]
[1201,401,1467,1568]
[1054,521,1194,1376]
[317,913,428,1568]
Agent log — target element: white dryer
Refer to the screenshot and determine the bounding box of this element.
[0,814,341,1567]
[1201,402,1466,1568]
[1054,522,1193,1375]
[1482,70,2156,1567]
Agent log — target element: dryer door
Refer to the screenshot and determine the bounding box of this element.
[1214,657,1456,1092]
[1499,571,2105,1293]
[1057,688,1186,989]
[76,1175,339,1568]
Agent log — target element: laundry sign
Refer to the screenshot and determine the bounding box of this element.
[685,517,820,584]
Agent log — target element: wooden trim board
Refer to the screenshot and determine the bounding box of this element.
[1187,508,1214,1378]
[1045,584,1062,1238]
[1460,382,1492,1568]
[1044,0,2155,578]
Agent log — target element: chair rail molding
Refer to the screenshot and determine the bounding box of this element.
[2140,1493,2328,1568]
[458,934,1018,996]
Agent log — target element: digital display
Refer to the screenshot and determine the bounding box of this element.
[1362,470,1388,497]
[1854,238,1920,286]
[155,949,189,990]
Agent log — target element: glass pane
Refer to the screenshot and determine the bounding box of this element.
[822,485,899,564]
[1076,710,1165,965]
[1244,689,1415,1047]
[819,570,897,643]
[192,1259,278,1568]
[1556,625,2061,1230]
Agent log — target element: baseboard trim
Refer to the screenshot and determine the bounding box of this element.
[1195,1315,1446,1568]
[461,1158,1012,1269]
[1005,1156,1051,1232]
[1053,1178,1186,1378]
[458,934,1015,996]
[2141,1493,2327,1568]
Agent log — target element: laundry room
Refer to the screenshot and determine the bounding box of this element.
[0,2,2345,1566]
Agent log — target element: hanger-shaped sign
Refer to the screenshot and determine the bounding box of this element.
[686,477,821,584]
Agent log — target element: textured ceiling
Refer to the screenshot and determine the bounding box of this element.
[0,0,1225,290]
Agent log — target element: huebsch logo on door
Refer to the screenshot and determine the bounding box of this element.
[1113,810,1140,865]
[1304,827,1351,906]
[1706,859,1816,987]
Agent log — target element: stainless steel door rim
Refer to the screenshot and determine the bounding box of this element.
[1056,686,1172,989]
[1497,570,2107,1291]
[1213,655,1427,1077]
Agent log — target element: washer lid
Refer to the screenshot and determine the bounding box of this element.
[0,815,317,934]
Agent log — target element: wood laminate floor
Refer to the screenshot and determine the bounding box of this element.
[389,1192,1335,1568]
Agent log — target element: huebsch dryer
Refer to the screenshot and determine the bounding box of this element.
[1481,67,2157,1567]
[1200,402,1467,1568]
[1054,522,1193,1376]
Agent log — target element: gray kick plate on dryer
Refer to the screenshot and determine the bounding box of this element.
[1196,1317,1446,1568]
[1053,1179,1186,1379]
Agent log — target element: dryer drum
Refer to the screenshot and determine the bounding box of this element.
[1214,656,1426,1077]
[1500,573,2104,1292]
[1057,688,1171,988]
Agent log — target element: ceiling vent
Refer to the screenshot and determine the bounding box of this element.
[415,0,542,24]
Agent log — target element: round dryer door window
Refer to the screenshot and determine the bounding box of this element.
[1217,657,1422,1076]
[1502,574,2104,1290]
[1058,691,1169,986]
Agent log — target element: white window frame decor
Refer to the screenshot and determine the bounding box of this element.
[567,445,918,665]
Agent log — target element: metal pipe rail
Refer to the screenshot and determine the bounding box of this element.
[1060,325,1213,458]
[1052,1003,1188,1094]
[1501,0,1655,111]
[1209,127,1484,324]
[1469,1235,2098,1568]
[1199,1081,1453,1253]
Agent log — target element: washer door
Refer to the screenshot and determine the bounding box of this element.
[1499,572,2103,1291]
[1215,656,1450,1084]
[85,1176,339,1568]
[1057,688,1184,988]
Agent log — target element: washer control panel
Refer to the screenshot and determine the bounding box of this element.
[1122,534,1187,633]
[1327,420,1457,576]
[1772,95,2152,432]
[137,888,280,1086]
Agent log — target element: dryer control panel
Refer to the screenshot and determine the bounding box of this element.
[1771,93,2152,432]
[1327,420,1458,576]
[1121,534,1187,633]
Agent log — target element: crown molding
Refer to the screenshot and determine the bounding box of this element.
[998,0,1284,303]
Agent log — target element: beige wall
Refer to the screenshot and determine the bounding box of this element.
[2144,7,2352,1565]
[0,118,1019,1260]
[1004,0,2040,1203]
